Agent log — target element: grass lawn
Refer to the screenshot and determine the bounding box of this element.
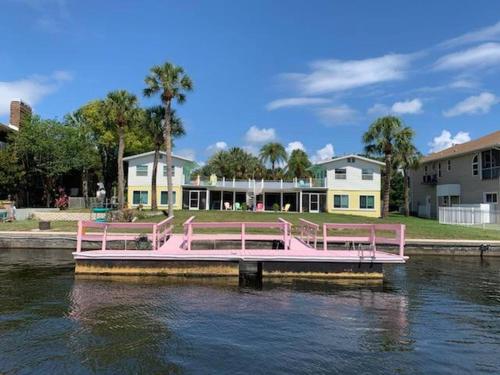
[0,209,499,240]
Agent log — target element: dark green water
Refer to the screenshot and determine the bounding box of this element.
[0,250,499,374]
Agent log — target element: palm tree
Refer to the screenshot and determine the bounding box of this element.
[144,62,193,217]
[143,106,185,210]
[287,149,311,178]
[259,142,287,178]
[395,127,420,216]
[105,90,139,209]
[363,116,404,218]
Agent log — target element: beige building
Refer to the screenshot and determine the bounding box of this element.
[410,130,500,218]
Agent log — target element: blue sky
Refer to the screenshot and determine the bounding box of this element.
[1,1,500,163]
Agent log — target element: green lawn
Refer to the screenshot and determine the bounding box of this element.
[0,209,499,240]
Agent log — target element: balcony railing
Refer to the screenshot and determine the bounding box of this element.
[183,177,327,189]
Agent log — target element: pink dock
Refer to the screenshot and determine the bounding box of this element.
[73,217,407,279]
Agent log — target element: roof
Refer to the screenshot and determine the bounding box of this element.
[123,150,195,163]
[422,130,500,163]
[314,154,385,167]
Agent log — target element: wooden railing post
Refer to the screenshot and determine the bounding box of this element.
[76,220,83,252]
[101,224,108,251]
[152,224,158,251]
[241,223,246,251]
[323,224,328,251]
[187,222,192,251]
[370,225,376,257]
[399,225,405,257]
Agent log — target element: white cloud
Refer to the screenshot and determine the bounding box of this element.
[391,98,423,114]
[175,148,196,161]
[317,105,359,126]
[434,43,500,70]
[311,144,335,163]
[285,141,306,155]
[367,103,390,116]
[443,92,498,117]
[429,130,471,153]
[206,141,228,154]
[266,97,331,111]
[282,53,412,95]
[441,21,500,48]
[244,126,276,144]
[0,71,72,116]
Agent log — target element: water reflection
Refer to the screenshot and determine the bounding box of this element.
[0,250,499,374]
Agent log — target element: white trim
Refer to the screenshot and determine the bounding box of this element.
[123,150,194,162]
[315,154,385,167]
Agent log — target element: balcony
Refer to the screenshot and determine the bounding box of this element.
[422,174,438,185]
[183,177,327,190]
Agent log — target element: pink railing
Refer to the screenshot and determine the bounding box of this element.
[322,223,405,257]
[76,216,174,252]
[182,216,292,251]
[298,218,319,249]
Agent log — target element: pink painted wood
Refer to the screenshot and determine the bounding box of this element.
[299,219,319,249]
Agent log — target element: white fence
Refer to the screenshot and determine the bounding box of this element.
[439,205,499,226]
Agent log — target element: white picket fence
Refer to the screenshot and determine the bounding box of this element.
[439,205,499,226]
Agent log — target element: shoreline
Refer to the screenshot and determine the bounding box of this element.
[1,231,499,256]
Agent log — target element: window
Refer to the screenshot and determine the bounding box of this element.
[362,168,373,180]
[136,165,148,177]
[347,157,355,163]
[334,194,349,208]
[481,149,500,179]
[335,168,347,179]
[160,191,177,205]
[447,160,451,171]
[360,195,375,209]
[484,192,498,204]
[132,191,148,205]
[472,154,479,176]
[163,165,176,177]
[438,162,442,177]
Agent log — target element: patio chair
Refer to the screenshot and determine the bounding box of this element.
[234,202,242,210]
[224,202,232,210]
[282,203,290,212]
[256,202,264,211]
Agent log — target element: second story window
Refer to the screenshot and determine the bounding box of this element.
[447,160,451,171]
[163,165,176,177]
[347,157,355,163]
[438,163,442,177]
[362,168,373,180]
[481,149,500,179]
[136,165,148,177]
[472,154,479,176]
[335,168,347,179]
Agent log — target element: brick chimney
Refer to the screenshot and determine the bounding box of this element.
[9,100,32,128]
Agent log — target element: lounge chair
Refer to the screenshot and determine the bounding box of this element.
[224,202,232,210]
[234,202,241,210]
[256,202,264,212]
[282,203,290,212]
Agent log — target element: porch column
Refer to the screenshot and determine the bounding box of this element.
[233,191,236,210]
[299,191,303,213]
[263,192,266,211]
[280,191,283,210]
[206,190,210,210]
[221,190,223,210]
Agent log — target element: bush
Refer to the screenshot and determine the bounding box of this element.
[272,203,280,212]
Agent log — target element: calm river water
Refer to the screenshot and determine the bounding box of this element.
[0,249,499,374]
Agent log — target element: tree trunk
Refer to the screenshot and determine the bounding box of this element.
[82,168,89,207]
[382,152,392,218]
[404,169,410,217]
[163,100,174,217]
[117,125,125,209]
[151,147,159,211]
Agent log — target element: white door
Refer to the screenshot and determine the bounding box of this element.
[189,191,200,210]
[309,193,319,213]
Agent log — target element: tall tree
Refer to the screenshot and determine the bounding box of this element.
[287,149,311,178]
[144,62,193,217]
[259,142,287,177]
[363,116,404,218]
[196,147,265,179]
[395,127,420,216]
[105,90,139,209]
[143,106,185,210]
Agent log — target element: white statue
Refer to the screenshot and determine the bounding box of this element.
[96,183,106,202]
